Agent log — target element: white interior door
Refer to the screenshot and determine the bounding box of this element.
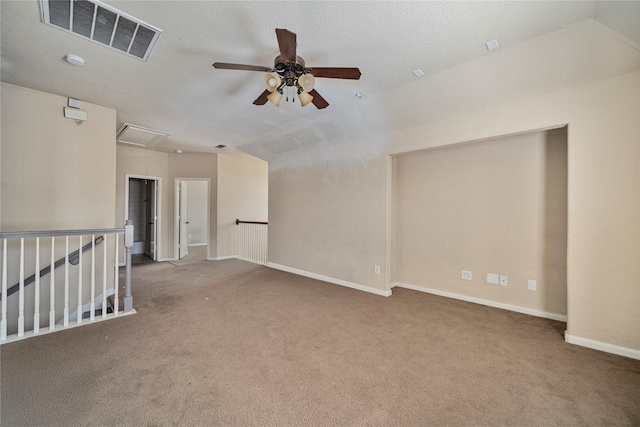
[178,180,189,259]
[149,181,158,261]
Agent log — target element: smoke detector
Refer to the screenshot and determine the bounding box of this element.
[65,54,85,66]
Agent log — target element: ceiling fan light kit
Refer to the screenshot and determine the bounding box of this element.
[267,90,282,107]
[213,28,361,110]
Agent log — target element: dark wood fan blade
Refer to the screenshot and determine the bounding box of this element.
[309,89,329,109]
[213,62,273,72]
[307,67,361,80]
[276,28,297,63]
[253,89,270,105]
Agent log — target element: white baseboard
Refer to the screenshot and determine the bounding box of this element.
[208,255,238,261]
[393,282,567,322]
[565,333,640,360]
[268,262,392,297]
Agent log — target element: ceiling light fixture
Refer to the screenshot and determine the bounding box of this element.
[65,54,85,66]
[412,69,424,78]
[263,60,315,108]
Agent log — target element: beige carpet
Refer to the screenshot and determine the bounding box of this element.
[2,259,639,426]
[169,245,208,266]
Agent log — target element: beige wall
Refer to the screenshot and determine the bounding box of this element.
[393,128,567,317]
[115,145,170,259]
[269,147,387,288]
[1,83,116,231]
[268,71,639,354]
[217,155,268,258]
[1,83,117,333]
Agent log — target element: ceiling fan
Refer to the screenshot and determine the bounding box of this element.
[213,28,361,109]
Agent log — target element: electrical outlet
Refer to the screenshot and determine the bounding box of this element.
[528,279,537,291]
[461,270,472,280]
[499,275,508,286]
[487,273,499,285]
[374,265,381,275]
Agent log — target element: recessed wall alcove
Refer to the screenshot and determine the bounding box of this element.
[391,127,568,320]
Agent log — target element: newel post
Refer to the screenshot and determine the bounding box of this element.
[123,220,134,313]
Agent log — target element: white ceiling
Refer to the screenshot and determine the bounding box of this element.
[1,1,639,162]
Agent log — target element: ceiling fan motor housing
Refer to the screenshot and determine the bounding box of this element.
[274,55,308,89]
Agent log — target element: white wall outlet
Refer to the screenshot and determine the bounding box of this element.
[528,279,537,291]
[461,270,472,280]
[499,275,508,286]
[487,273,499,285]
[374,265,381,275]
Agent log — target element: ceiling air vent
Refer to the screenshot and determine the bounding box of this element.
[117,123,168,148]
[215,145,226,149]
[40,0,162,61]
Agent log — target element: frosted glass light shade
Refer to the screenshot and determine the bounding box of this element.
[267,90,282,106]
[298,73,315,92]
[298,91,313,107]
[264,74,281,92]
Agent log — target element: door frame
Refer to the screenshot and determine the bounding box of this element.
[124,174,162,262]
[174,178,210,261]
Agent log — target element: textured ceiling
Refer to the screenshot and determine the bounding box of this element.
[1,1,639,162]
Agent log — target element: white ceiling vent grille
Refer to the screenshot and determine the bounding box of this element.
[117,123,168,148]
[40,0,162,61]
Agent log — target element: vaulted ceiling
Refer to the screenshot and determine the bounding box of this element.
[1,1,639,161]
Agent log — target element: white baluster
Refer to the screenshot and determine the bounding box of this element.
[257,226,261,264]
[260,225,267,265]
[34,237,40,334]
[90,235,95,321]
[64,236,69,327]
[250,226,254,262]
[50,237,55,330]
[113,233,119,316]
[18,238,24,337]
[249,226,254,263]
[244,225,248,261]
[77,235,83,324]
[1,239,8,340]
[102,234,107,319]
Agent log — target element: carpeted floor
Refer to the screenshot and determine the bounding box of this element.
[1,258,639,426]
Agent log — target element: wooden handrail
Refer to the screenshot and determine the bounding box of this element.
[235,219,268,225]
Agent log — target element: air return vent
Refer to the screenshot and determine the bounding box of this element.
[40,0,162,61]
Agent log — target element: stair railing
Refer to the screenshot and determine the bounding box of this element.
[0,223,134,343]
[235,219,268,265]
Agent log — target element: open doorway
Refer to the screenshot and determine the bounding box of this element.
[174,178,209,261]
[125,175,161,262]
